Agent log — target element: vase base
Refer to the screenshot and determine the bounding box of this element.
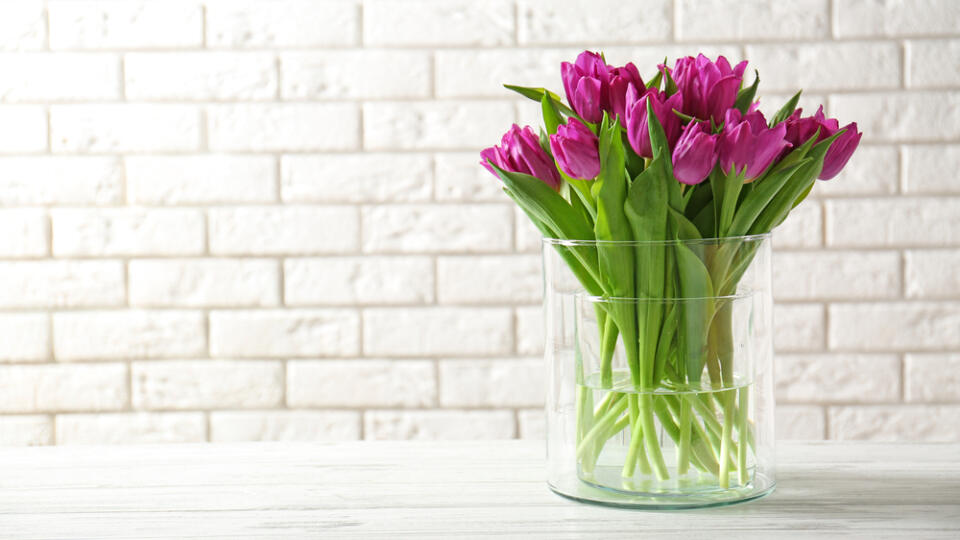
[547,473,775,510]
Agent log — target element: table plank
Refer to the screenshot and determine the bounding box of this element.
[0,441,957,538]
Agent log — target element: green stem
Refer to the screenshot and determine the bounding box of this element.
[576,393,627,458]
[640,394,669,480]
[621,394,642,478]
[676,394,692,475]
[737,386,750,485]
[599,314,618,388]
[718,390,736,488]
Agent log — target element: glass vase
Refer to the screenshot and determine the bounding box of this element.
[543,235,776,508]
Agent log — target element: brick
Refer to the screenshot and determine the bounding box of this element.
[829,302,960,351]
[520,0,670,44]
[129,259,280,307]
[0,106,47,153]
[776,354,900,403]
[908,40,960,88]
[436,49,572,98]
[814,145,898,196]
[363,307,513,356]
[775,405,825,440]
[826,198,960,247]
[210,410,361,442]
[439,359,544,407]
[745,42,899,92]
[755,92,829,120]
[284,256,433,306]
[437,255,542,304]
[209,206,358,255]
[132,360,283,410]
[281,51,430,99]
[125,52,277,100]
[53,310,206,360]
[836,0,960,37]
[0,313,49,362]
[0,157,122,205]
[436,152,512,202]
[772,251,901,300]
[830,92,960,142]
[51,208,204,256]
[56,412,206,444]
[51,104,201,153]
[0,209,48,257]
[281,154,432,204]
[364,410,515,440]
[206,0,359,48]
[287,360,436,408]
[677,0,828,40]
[0,416,52,446]
[772,201,822,248]
[208,104,358,151]
[0,261,124,308]
[362,204,512,253]
[774,303,825,352]
[0,53,119,101]
[904,144,960,194]
[363,101,515,151]
[516,306,545,356]
[905,354,960,403]
[365,0,513,46]
[209,309,360,358]
[905,250,960,299]
[0,2,46,51]
[518,409,545,439]
[829,406,960,441]
[48,1,203,49]
[515,206,544,252]
[126,155,276,204]
[0,363,127,413]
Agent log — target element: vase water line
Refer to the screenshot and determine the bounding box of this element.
[543,235,776,508]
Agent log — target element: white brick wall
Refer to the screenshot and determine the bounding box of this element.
[0,0,956,446]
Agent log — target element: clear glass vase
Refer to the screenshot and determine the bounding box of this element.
[543,235,776,508]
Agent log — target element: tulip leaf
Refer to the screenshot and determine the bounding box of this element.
[644,98,683,209]
[541,93,564,135]
[734,70,760,113]
[646,69,664,91]
[503,84,577,117]
[727,160,808,237]
[770,90,802,127]
[674,241,714,383]
[672,109,697,123]
[594,114,634,296]
[663,61,678,96]
[668,206,702,241]
[712,168,746,237]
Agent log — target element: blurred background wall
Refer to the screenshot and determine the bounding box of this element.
[0,0,957,445]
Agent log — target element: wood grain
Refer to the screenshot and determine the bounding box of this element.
[0,441,957,538]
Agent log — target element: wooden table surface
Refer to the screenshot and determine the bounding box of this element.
[0,440,957,538]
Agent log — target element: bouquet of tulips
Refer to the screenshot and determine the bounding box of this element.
[480,52,861,490]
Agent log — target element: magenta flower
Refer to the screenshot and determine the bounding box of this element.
[624,85,684,159]
[549,118,601,180]
[561,51,642,123]
[719,109,791,180]
[481,124,563,190]
[672,122,718,185]
[670,54,747,124]
[819,122,862,180]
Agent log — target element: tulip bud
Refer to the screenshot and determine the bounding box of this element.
[561,51,611,124]
[624,85,683,159]
[719,109,791,181]
[671,54,747,124]
[608,62,643,121]
[481,124,563,190]
[672,121,718,185]
[819,122,862,180]
[549,118,601,180]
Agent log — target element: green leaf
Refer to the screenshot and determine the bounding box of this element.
[734,70,759,113]
[663,62,678,96]
[503,84,577,117]
[770,90,802,126]
[645,69,663,91]
[748,159,822,236]
[674,243,714,383]
[727,160,808,237]
[672,109,697,123]
[541,92,564,135]
[668,206,702,241]
[712,168,746,238]
[594,114,633,296]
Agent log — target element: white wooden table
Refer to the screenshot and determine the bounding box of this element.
[0,441,957,538]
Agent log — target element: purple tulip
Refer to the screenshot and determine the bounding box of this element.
[670,54,747,124]
[549,118,601,180]
[608,62,643,121]
[819,122,862,180]
[672,121,718,185]
[624,85,683,159]
[719,109,791,181]
[783,106,839,147]
[561,51,611,124]
[481,124,563,190]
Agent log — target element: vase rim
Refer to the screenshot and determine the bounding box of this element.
[542,232,771,247]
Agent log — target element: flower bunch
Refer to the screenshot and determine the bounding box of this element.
[480,51,862,489]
